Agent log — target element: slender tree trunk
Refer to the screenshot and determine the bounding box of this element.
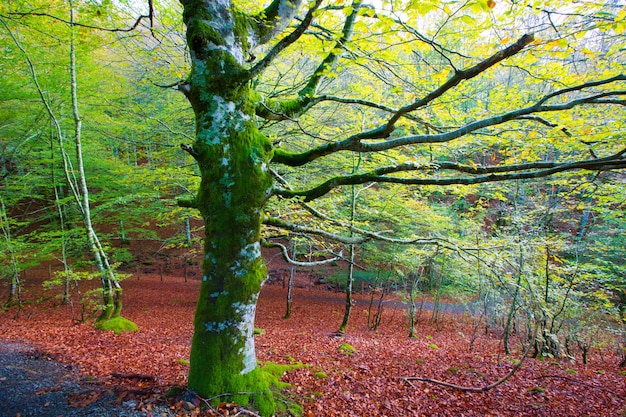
[51,141,71,304]
[0,196,21,307]
[68,3,122,321]
[338,153,365,334]
[338,243,355,334]
[284,238,296,319]
[185,215,192,247]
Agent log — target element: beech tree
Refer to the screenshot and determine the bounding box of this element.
[167,0,626,412]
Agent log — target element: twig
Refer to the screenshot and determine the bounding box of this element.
[111,372,156,381]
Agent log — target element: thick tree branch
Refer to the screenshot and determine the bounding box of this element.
[254,0,304,45]
[274,150,626,201]
[272,77,625,166]
[254,0,363,121]
[354,33,536,141]
[298,0,363,98]
[248,0,323,80]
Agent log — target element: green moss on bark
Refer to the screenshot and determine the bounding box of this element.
[187,84,275,414]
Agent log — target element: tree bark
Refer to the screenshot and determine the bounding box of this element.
[179,1,296,412]
[68,2,122,321]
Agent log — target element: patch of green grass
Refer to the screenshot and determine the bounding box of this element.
[314,371,328,379]
[427,343,439,350]
[253,328,265,335]
[177,358,190,366]
[565,368,578,375]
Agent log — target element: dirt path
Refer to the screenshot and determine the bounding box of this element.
[0,342,168,417]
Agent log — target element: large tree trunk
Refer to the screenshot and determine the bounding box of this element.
[180,2,272,409]
[177,1,305,412]
[186,88,273,405]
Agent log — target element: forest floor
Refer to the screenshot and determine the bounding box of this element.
[0,271,625,417]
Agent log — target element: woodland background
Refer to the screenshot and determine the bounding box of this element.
[1,0,625,415]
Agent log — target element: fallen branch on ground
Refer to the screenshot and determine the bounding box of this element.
[401,349,529,392]
[535,374,622,397]
[111,372,156,381]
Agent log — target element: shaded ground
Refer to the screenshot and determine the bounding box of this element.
[1,273,625,417]
[0,342,170,417]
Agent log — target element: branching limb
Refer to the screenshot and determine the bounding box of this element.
[180,144,198,160]
[309,95,443,132]
[270,168,445,245]
[298,0,363,98]
[254,0,363,121]
[5,0,154,33]
[264,215,368,245]
[275,149,626,201]
[272,77,625,166]
[353,33,536,141]
[261,239,343,267]
[517,115,571,136]
[248,0,323,80]
[253,0,305,45]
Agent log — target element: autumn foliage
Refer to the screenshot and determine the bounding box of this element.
[1,271,624,416]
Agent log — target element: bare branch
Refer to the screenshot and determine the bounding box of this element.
[401,348,529,393]
[264,215,367,245]
[310,95,443,132]
[6,1,154,33]
[261,239,343,267]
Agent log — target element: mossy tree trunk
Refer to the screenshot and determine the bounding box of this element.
[178,0,305,413]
